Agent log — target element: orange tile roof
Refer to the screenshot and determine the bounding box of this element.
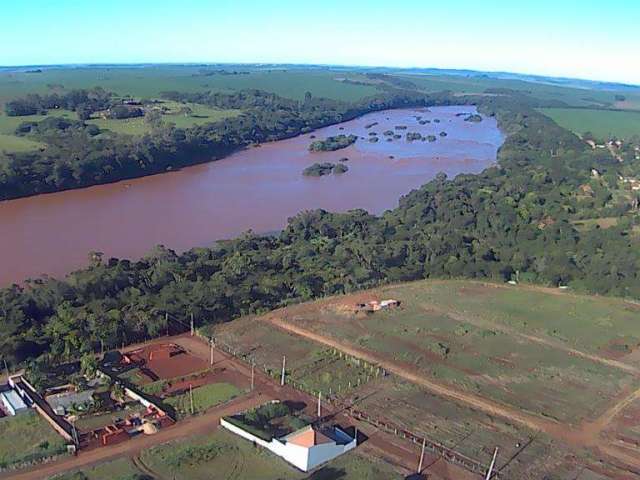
[286,426,334,448]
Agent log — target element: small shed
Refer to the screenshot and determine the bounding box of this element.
[0,388,29,416]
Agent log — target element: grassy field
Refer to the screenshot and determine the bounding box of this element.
[89,102,240,136]
[0,411,67,469]
[165,382,241,418]
[49,457,141,480]
[396,73,640,110]
[0,109,73,153]
[140,428,400,480]
[539,107,640,140]
[0,67,379,106]
[270,280,640,424]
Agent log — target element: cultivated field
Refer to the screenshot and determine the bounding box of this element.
[264,280,639,424]
[208,318,378,399]
[0,67,378,106]
[540,107,640,140]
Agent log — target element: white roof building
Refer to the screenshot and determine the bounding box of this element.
[0,388,29,416]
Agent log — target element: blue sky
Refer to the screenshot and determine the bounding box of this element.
[2,0,639,84]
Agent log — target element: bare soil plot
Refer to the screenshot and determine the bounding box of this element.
[126,343,209,381]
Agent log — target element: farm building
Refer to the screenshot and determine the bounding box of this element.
[356,299,400,313]
[0,386,30,416]
[221,419,356,472]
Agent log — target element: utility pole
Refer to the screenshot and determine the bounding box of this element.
[485,447,499,480]
[210,338,214,366]
[3,359,9,378]
[317,391,322,418]
[190,313,194,336]
[165,313,169,337]
[417,437,426,474]
[189,384,194,415]
[280,356,286,386]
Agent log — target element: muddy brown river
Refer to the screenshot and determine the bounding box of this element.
[0,107,503,285]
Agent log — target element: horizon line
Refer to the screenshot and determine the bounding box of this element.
[1,61,638,90]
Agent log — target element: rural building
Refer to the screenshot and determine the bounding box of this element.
[356,299,400,313]
[0,387,30,416]
[221,419,356,472]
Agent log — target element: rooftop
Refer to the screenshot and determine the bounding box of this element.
[0,388,28,411]
[285,425,334,448]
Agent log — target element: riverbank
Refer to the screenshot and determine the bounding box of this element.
[0,107,502,285]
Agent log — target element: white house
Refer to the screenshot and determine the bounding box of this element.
[221,419,357,472]
[0,388,30,416]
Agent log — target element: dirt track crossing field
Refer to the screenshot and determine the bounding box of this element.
[264,314,640,473]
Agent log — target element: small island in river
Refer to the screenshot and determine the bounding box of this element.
[309,134,357,152]
[303,162,349,176]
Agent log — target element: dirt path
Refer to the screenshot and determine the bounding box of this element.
[265,315,640,472]
[585,385,640,437]
[266,316,573,440]
[132,454,164,480]
[425,305,640,376]
[2,392,270,480]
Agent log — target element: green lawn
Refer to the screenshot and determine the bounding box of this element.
[0,411,67,469]
[539,107,640,140]
[141,428,400,480]
[165,382,241,418]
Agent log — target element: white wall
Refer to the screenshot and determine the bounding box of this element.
[307,438,356,471]
[220,418,356,472]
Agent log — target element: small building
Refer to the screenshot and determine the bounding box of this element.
[0,388,30,416]
[356,299,401,313]
[221,419,356,472]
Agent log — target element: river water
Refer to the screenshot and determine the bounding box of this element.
[0,106,503,285]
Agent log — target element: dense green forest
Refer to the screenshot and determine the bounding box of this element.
[2,84,640,370]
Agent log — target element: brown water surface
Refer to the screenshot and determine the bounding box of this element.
[0,107,503,285]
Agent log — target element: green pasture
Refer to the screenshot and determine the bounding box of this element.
[539,107,640,140]
[0,67,378,105]
[165,382,241,418]
[0,109,73,152]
